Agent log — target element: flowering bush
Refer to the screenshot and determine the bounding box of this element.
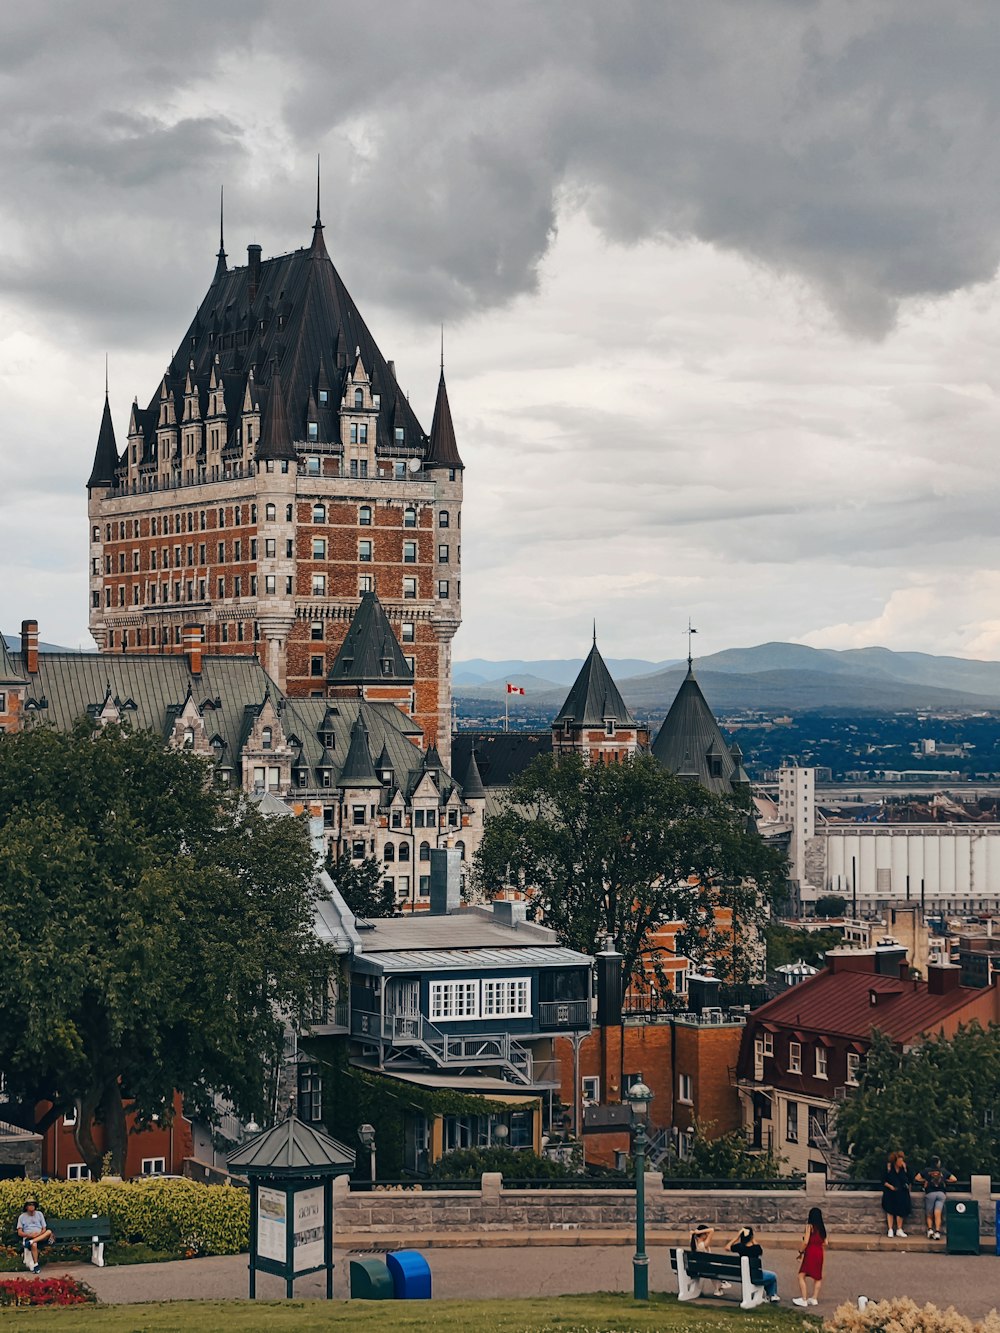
[0,1276,97,1306]
[825,1298,1000,1333]
[0,1178,249,1257]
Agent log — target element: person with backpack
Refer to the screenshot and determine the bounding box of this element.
[792,1206,827,1307]
[914,1156,957,1240]
[727,1226,780,1303]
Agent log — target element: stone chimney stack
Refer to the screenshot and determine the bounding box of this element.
[429,847,462,915]
[183,623,203,677]
[247,244,262,302]
[21,620,38,675]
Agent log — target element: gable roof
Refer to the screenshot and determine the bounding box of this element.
[651,664,736,795]
[327,591,413,686]
[227,1113,355,1176]
[451,732,553,788]
[553,638,635,728]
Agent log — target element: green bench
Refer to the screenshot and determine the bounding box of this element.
[15,1213,111,1269]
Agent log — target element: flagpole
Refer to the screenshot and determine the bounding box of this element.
[504,687,509,734]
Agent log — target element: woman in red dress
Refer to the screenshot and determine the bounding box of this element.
[793,1207,826,1307]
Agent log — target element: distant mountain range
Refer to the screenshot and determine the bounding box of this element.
[454,643,1000,714]
[3,633,80,654]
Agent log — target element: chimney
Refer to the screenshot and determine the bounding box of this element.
[247,244,262,302]
[927,961,962,996]
[595,938,624,1027]
[387,360,396,379]
[492,899,527,929]
[429,847,462,915]
[183,623,203,676]
[21,619,38,675]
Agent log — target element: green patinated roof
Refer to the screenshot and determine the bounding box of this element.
[338,715,380,787]
[553,639,635,728]
[227,1113,354,1177]
[651,664,737,796]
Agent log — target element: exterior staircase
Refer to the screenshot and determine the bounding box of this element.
[380,1013,534,1085]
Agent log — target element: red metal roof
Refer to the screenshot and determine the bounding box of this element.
[748,970,987,1044]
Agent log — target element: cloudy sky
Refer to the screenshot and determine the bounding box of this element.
[3,1,1000,663]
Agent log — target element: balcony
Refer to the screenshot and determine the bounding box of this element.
[537,999,590,1030]
[306,997,349,1035]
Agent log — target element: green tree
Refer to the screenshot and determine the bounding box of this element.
[471,754,786,985]
[815,894,847,919]
[836,1026,1000,1179]
[661,1120,789,1181]
[764,922,843,970]
[0,720,329,1178]
[326,851,395,919]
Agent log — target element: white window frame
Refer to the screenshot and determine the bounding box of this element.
[63,1106,78,1128]
[429,980,479,1021]
[66,1163,91,1181]
[142,1157,166,1176]
[788,1040,802,1074]
[846,1052,860,1086]
[582,1076,600,1105]
[762,1031,774,1057]
[815,1047,828,1079]
[678,1072,693,1104]
[482,977,530,1019]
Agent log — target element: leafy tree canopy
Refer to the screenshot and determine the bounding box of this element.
[327,852,396,919]
[471,754,786,984]
[427,1147,573,1181]
[0,720,328,1177]
[764,922,843,970]
[815,894,847,919]
[836,1025,1000,1179]
[662,1120,789,1181]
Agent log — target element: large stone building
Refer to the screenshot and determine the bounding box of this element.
[86,202,462,768]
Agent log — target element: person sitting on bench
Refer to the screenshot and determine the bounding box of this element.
[691,1223,731,1296]
[17,1199,53,1273]
[727,1226,779,1303]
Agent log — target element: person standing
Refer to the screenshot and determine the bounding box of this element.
[881,1150,912,1237]
[16,1199,53,1274]
[727,1226,780,1303]
[914,1156,956,1240]
[792,1206,827,1308]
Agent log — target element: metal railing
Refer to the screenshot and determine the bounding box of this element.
[538,999,590,1029]
[662,1177,805,1191]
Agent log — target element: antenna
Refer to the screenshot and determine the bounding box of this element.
[686,618,698,671]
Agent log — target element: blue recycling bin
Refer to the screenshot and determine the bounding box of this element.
[386,1249,432,1299]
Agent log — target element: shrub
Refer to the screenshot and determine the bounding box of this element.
[0,1178,249,1256]
[427,1148,574,1180]
[824,1297,1000,1333]
[0,1276,97,1306]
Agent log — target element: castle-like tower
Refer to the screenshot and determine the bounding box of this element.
[87,202,462,766]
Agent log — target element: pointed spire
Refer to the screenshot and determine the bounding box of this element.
[593,619,597,647]
[461,745,486,801]
[328,590,413,685]
[554,634,635,728]
[338,715,379,787]
[425,358,464,469]
[87,384,120,489]
[256,362,296,461]
[310,154,328,259]
[651,656,737,796]
[214,186,227,279]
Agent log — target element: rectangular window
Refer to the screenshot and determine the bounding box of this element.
[312,538,326,558]
[265,575,276,593]
[63,1106,78,1128]
[437,580,449,599]
[815,1047,828,1079]
[786,1101,799,1143]
[142,1158,166,1176]
[678,1073,693,1104]
[265,538,276,557]
[391,810,403,829]
[297,1064,323,1122]
[788,1041,802,1074]
[359,575,373,593]
[66,1163,91,1181]
[234,539,241,561]
[311,622,324,641]
[482,978,530,1018]
[218,542,225,561]
[217,577,225,598]
[352,805,366,826]
[401,622,414,643]
[847,1052,860,1086]
[414,809,425,828]
[403,577,416,599]
[352,840,365,859]
[359,423,368,444]
[312,574,326,595]
[762,1031,774,1057]
[438,544,449,563]
[582,1076,600,1105]
[311,656,324,677]
[429,980,479,1021]
[359,540,372,563]
[234,576,241,596]
[403,541,417,563]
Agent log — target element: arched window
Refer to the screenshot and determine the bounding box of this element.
[439,510,450,528]
[313,503,326,522]
[262,726,272,751]
[359,506,372,527]
[456,840,466,861]
[265,503,276,521]
[354,388,364,408]
[403,507,416,529]
[419,841,431,862]
[384,844,395,863]
[398,842,410,863]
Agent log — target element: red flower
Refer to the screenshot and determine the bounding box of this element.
[0,1276,97,1307]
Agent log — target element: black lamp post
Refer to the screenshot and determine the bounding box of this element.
[627,1080,654,1301]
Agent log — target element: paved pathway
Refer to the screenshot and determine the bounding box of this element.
[30,1242,1000,1319]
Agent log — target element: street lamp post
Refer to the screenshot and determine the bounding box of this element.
[627,1081,654,1302]
[358,1124,376,1186]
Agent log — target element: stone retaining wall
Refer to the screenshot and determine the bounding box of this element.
[334,1173,999,1237]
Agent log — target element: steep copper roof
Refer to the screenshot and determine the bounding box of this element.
[227,1113,354,1177]
[553,638,635,728]
[651,664,736,796]
[426,370,463,469]
[338,715,380,788]
[326,591,413,686]
[87,393,120,489]
[461,745,486,800]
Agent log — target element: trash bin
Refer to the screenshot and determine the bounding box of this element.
[386,1249,432,1299]
[946,1199,980,1254]
[349,1257,395,1299]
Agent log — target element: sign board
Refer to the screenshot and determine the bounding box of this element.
[293,1185,325,1274]
[257,1186,287,1264]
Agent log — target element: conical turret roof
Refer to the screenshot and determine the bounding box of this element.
[338,715,379,787]
[651,663,737,796]
[87,393,120,489]
[425,370,463,469]
[554,636,635,728]
[327,591,412,686]
[257,365,296,462]
[461,745,486,800]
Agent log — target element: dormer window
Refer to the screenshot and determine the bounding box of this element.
[381,769,393,784]
[319,389,328,405]
[605,720,615,737]
[183,727,195,749]
[381,658,393,677]
[262,726,272,751]
[395,427,404,445]
[354,388,363,408]
[308,422,318,442]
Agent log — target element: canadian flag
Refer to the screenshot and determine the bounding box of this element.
[506,683,525,695]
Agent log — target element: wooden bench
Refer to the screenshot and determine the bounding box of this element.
[14,1214,111,1269]
[669,1247,766,1310]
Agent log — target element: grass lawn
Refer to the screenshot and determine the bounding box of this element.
[0,1293,821,1331]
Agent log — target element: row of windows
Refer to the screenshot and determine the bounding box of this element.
[96,537,455,578]
[755,1032,859,1084]
[429,978,530,1022]
[97,571,459,608]
[105,623,255,650]
[96,504,458,548]
[382,840,466,863]
[311,503,456,529]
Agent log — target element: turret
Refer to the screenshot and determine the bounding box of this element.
[87,392,120,491]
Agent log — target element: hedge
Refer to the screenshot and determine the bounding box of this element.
[0,1178,249,1255]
